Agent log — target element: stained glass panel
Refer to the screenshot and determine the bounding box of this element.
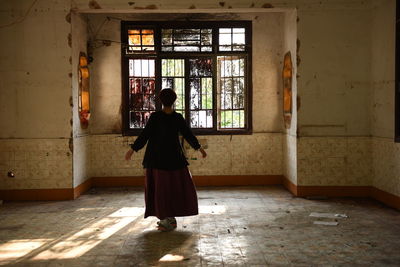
[218,56,246,129]
[161,59,185,116]
[189,59,213,128]
[162,28,212,52]
[127,29,154,53]
[128,59,156,129]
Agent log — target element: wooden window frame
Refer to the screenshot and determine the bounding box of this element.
[396,1,400,142]
[121,21,252,136]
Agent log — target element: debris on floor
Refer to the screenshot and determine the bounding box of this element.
[310,212,348,226]
[313,221,339,226]
[309,212,348,218]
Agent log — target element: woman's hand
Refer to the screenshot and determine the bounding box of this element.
[199,147,207,158]
[125,149,134,160]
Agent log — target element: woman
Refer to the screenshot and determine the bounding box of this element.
[125,88,207,231]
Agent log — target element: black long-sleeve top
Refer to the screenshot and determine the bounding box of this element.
[130,111,201,170]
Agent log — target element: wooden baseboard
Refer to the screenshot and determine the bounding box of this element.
[73,179,92,199]
[92,176,145,187]
[90,175,282,187]
[282,176,298,196]
[1,176,399,211]
[193,175,282,186]
[297,185,371,197]
[282,176,399,210]
[0,189,74,201]
[371,187,400,210]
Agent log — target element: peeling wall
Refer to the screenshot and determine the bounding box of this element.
[297,137,372,186]
[0,0,73,190]
[282,10,297,185]
[71,12,91,187]
[0,139,72,190]
[71,0,372,11]
[295,1,374,186]
[0,0,72,139]
[370,0,399,197]
[371,0,395,139]
[297,4,372,137]
[91,134,282,177]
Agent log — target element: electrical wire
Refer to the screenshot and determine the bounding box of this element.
[0,0,39,29]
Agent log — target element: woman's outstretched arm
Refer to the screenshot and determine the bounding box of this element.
[125,114,155,160]
[178,113,207,158]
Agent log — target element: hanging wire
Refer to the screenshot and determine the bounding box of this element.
[0,0,39,29]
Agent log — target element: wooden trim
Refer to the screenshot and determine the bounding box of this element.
[282,176,298,196]
[297,186,371,198]
[92,176,145,187]
[193,175,282,186]
[282,176,370,197]
[282,176,399,210]
[91,175,282,187]
[73,179,92,199]
[0,189,74,201]
[371,187,400,210]
[1,176,399,211]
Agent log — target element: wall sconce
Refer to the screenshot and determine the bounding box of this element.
[78,52,90,128]
[283,51,293,129]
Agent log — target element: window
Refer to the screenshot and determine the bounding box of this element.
[121,21,252,135]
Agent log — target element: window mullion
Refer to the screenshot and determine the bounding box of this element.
[184,57,190,125]
[212,25,219,132]
[212,55,218,132]
[155,58,162,111]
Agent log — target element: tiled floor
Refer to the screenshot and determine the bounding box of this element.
[0,186,400,266]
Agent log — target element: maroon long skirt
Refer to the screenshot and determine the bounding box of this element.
[144,167,198,219]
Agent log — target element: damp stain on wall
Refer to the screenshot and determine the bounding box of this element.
[65,12,71,24]
[262,3,274,8]
[134,5,158,10]
[89,0,102,9]
[67,33,72,48]
[296,39,301,67]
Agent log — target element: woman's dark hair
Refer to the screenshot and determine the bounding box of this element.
[159,88,177,107]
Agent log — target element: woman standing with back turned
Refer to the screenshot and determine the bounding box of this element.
[125,88,207,231]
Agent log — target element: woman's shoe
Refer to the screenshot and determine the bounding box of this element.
[157,217,177,232]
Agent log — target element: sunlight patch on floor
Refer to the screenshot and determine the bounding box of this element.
[159,254,185,262]
[0,239,51,265]
[30,207,143,260]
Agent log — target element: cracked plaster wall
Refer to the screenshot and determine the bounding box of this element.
[0,0,72,189]
[370,0,399,197]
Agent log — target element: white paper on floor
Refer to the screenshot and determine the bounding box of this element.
[309,212,348,218]
[313,221,339,226]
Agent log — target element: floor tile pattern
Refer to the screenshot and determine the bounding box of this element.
[0,186,399,266]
